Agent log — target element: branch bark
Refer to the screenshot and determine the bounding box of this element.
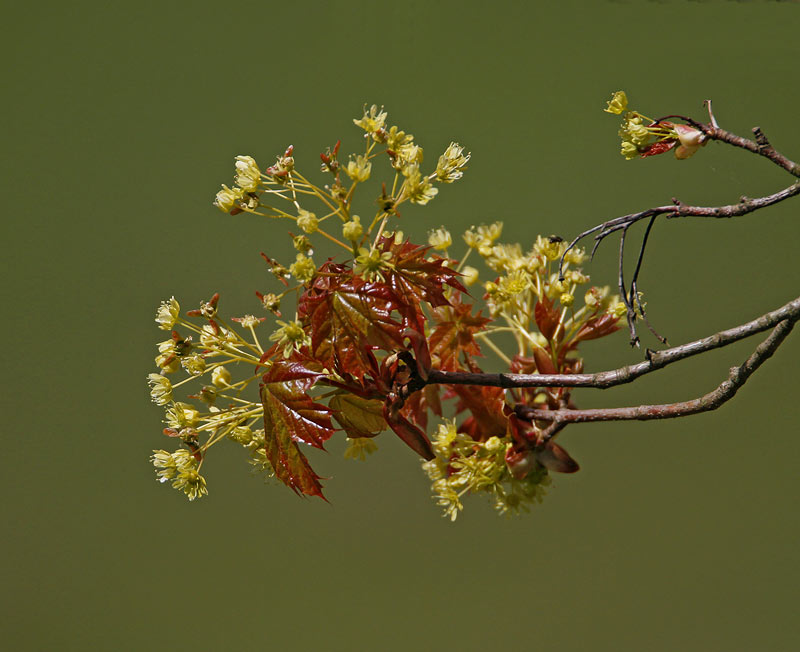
[514,314,796,424]
[424,295,800,390]
[558,116,800,344]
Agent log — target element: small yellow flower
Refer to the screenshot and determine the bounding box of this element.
[293,235,313,254]
[147,374,173,405]
[165,402,200,429]
[386,125,414,151]
[560,293,574,307]
[345,154,372,182]
[180,354,206,376]
[342,216,363,242]
[435,142,470,183]
[428,227,452,251]
[213,184,244,213]
[296,209,318,234]
[534,235,566,261]
[228,425,254,446]
[211,365,232,387]
[234,155,261,192]
[353,104,388,138]
[289,253,316,283]
[151,450,178,483]
[354,247,393,281]
[461,265,479,286]
[604,90,628,114]
[155,297,180,331]
[269,320,311,358]
[172,467,208,501]
[403,165,438,205]
[343,437,378,461]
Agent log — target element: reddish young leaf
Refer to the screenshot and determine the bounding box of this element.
[383,405,435,460]
[429,298,491,371]
[532,345,558,375]
[640,139,677,158]
[376,236,465,329]
[573,313,622,343]
[259,361,336,498]
[452,383,507,440]
[299,268,406,380]
[534,441,580,474]
[534,296,560,341]
[400,383,442,431]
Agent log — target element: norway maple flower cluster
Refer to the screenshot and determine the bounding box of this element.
[605,90,706,160]
[147,103,630,518]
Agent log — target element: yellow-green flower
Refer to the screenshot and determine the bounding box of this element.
[604,90,628,114]
[345,154,372,182]
[180,354,206,376]
[343,437,378,461]
[354,247,393,281]
[165,402,200,429]
[296,209,318,234]
[269,320,311,358]
[172,467,208,501]
[428,227,452,251]
[211,365,232,387]
[147,374,173,405]
[403,165,438,205]
[353,104,387,138]
[234,155,261,192]
[435,142,470,183]
[289,253,316,283]
[462,265,480,286]
[155,297,180,331]
[213,184,244,213]
[342,216,363,242]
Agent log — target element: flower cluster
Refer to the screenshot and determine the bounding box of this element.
[605,90,706,160]
[422,422,551,520]
[148,103,628,519]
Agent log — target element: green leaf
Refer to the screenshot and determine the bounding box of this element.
[330,394,386,439]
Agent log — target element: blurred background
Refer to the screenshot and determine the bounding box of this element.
[3,1,799,650]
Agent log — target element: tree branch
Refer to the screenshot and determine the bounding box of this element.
[558,117,800,343]
[424,295,800,390]
[514,314,796,424]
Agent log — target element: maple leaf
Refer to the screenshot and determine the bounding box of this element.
[573,313,621,343]
[260,361,336,498]
[640,139,677,158]
[329,394,386,439]
[452,383,507,441]
[534,296,561,341]
[383,404,435,460]
[298,266,406,380]
[376,236,465,329]
[400,384,442,431]
[429,297,490,371]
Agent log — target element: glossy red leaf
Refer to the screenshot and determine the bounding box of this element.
[573,313,622,342]
[259,361,336,498]
[640,139,677,158]
[429,298,491,371]
[383,404,435,460]
[298,269,406,380]
[534,297,560,341]
[376,236,465,329]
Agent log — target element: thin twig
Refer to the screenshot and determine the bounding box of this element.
[422,295,800,390]
[514,315,796,424]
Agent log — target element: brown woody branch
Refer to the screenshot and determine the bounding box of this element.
[424,295,800,391]
[514,313,796,424]
[559,114,800,344]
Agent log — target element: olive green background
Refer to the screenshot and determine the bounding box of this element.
[4,1,799,650]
